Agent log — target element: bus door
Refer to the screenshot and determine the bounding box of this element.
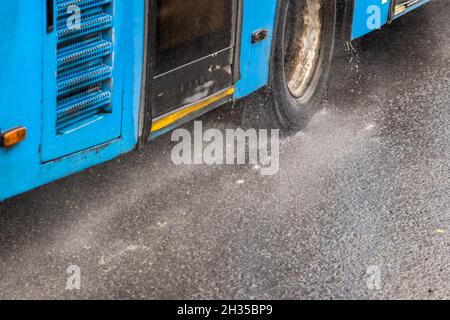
[149,0,239,120]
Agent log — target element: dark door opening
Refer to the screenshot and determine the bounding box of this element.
[148,0,239,118]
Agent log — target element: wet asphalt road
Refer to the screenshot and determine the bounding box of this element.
[1,2,449,299]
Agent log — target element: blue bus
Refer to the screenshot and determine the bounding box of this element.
[0,0,429,201]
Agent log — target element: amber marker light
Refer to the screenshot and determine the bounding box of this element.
[1,127,27,148]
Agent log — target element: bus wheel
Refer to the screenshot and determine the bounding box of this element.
[271,0,336,130]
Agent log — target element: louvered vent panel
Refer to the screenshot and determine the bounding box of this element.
[55,0,113,130]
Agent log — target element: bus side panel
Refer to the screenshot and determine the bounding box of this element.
[352,0,391,39]
[0,2,43,200]
[0,0,144,201]
[234,0,278,98]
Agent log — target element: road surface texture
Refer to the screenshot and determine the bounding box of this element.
[1,2,449,299]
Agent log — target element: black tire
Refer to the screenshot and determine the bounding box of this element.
[271,0,337,130]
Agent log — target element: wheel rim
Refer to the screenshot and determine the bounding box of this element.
[284,0,323,98]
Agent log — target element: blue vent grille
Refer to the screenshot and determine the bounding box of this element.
[55,0,113,130]
[57,36,112,71]
[57,0,112,16]
[57,88,112,126]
